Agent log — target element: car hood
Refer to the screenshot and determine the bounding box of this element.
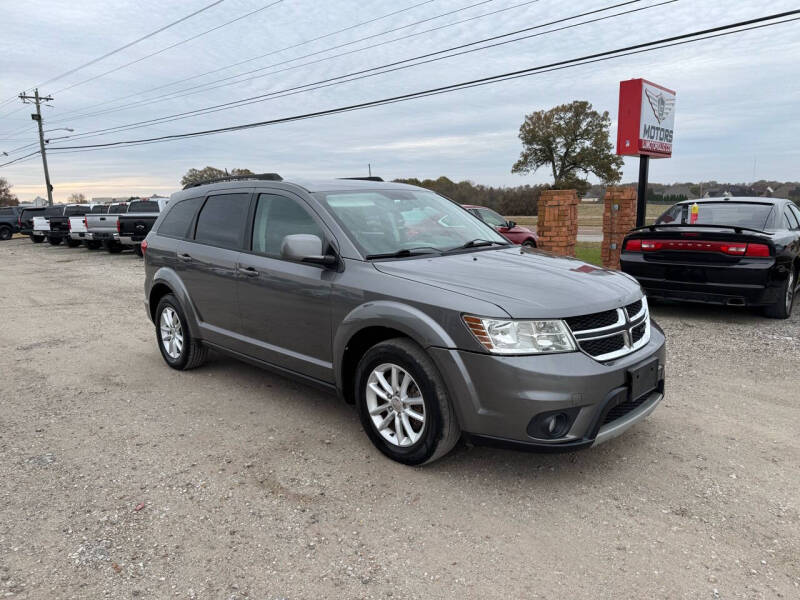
[372,247,642,318]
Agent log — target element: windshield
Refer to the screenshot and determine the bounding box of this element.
[656,202,774,229]
[477,208,508,228]
[129,200,160,213]
[316,189,508,257]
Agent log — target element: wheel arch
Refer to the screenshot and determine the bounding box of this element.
[148,268,202,339]
[334,301,458,404]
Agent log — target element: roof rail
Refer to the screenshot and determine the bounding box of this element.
[182,172,283,190]
[338,176,384,182]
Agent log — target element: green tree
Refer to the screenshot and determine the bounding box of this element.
[0,177,19,206]
[511,101,623,196]
[180,166,254,187]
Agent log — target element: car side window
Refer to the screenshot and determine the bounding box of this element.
[251,193,324,258]
[158,197,203,239]
[193,194,250,249]
[478,208,507,228]
[783,210,798,230]
[786,206,800,230]
[0,208,12,216]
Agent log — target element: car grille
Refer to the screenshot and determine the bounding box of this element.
[625,299,643,318]
[565,297,650,361]
[564,309,619,332]
[602,393,652,426]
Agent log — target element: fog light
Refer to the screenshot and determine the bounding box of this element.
[527,408,579,440]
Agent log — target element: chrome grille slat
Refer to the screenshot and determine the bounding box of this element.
[566,297,651,361]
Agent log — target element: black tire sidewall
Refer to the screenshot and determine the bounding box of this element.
[0,227,11,241]
[155,295,191,370]
[355,341,444,465]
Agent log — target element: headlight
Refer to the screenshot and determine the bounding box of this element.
[463,315,577,355]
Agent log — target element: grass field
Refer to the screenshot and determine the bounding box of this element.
[510,202,665,230]
[574,242,602,266]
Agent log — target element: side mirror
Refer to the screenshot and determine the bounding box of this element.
[506,220,517,229]
[280,234,337,267]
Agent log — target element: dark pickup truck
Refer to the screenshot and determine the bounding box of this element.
[118,198,168,256]
[0,206,26,240]
[47,204,93,246]
[18,207,46,240]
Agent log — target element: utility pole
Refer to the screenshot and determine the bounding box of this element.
[19,88,54,206]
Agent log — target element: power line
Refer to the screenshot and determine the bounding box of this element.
[39,11,798,156]
[39,0,654,146]
[48,0,500,124]
[0,0,228,111]
[0,150,41,168]
[52,0,285,95]
[47,0,440,121]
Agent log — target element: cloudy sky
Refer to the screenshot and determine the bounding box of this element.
[1,0,799,202]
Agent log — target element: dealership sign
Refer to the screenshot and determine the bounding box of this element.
[616,78,676,158]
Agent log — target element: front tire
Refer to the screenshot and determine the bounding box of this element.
[0,226,11,241]
[764,269,795,319]
[155,294,207,370]
[522,239,536,248]
[355,338,460,465]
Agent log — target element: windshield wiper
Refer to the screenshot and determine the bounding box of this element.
[365,247,442,260]
[445,239,508,252]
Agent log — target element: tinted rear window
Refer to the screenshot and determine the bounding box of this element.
[108,204,128,214]
[44,206,64,216]
[656,202,775,229]
[21,209,43,218]
[65,205,90,216]
[193,194,250,249]
[90,204,109,214]
[158,197,203,239]
[129,200,160,213]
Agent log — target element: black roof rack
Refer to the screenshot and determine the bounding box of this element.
[182,172,283,190]
[338,176,384,182]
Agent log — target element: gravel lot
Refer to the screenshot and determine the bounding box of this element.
[1,238,798,599]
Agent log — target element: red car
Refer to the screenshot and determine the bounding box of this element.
[463,205,538,247]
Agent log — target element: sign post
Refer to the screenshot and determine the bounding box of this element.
[616,78,676,227]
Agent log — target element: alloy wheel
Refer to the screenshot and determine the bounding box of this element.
[365,363,426,447]
[160,307,184,359]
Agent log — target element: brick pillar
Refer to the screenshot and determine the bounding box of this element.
[536,189,579,257]
[602,186,637,269]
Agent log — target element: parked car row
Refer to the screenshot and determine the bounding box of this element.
[16,198,166,255]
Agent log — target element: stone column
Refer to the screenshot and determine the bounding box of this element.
[601,186,637,269]
[536,189,579,257]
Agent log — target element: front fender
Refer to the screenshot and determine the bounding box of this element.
[333,300,459,391]
[150,267,202,340]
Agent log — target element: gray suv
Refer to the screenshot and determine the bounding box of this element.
[143,174,666,465]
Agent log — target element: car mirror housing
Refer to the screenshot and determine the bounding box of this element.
[506,220,517,229]
[281,234,337,267]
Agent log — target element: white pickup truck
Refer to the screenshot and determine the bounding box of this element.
[69,204,108,249]
[32,205,65,244]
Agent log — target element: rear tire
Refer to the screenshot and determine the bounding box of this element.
[104,240,123,253]
[66,238,82,248]
[86,240,102,250]
[155,294,207,370]
[31,235,44,244]
[48,236,62,246]
[763,269,795,319]
[355,338,460,465]
[0,226,11,241]
[134,244,143,257]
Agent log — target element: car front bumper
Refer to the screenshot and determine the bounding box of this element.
[621,254,780,306]
[428,325,666,450]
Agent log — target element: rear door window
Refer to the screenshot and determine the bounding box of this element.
[65,205,90,216]
[129,200,160,213]
[784,207,800,230]
[251,193,324,257]
[193,194,250,249]
[158,197,203,239]
[789,204,800,228]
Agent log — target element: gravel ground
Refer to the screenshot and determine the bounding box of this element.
[1,237,798,600]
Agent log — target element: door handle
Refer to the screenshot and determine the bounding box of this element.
[237,266,259,277]
[178,253,192,262]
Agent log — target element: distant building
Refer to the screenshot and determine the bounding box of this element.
[91,196,133,204]
[32,196,48,207]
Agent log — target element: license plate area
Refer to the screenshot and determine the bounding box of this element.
[628,358,659,401]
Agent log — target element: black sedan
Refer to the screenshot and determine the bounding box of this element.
[620,197,800,318]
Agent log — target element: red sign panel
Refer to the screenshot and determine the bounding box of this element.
[616,78,676,158]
